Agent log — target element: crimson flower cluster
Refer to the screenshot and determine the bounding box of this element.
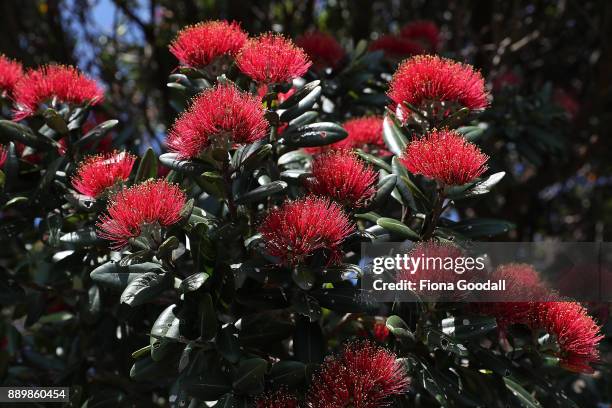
[258,197,353,266]
[369,35,425,59]
[72,151,136,198]
[236,33,311,84]
[475,263,602,373]
[399,20,441,52]
[387,55,488,120]
[167,84,269,159]
[306,150,377,209]
[296,31,345,70]
[255,389,299,408]
[306,341,409,408]
[13,65,104,120]
[399,129,489,186]
[97,180,186,250]
[0,54,23,98]
[169,20,248,69]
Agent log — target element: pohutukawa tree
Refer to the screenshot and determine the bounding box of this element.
[0,16,604,408]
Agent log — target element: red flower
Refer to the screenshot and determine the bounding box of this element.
[532,301,603,372]
[236,33,311,84]
[258,196,353,266]
[97,180,186,250]
[0,55,23,98]
[387,55,488,121]
[400,20,440,52]
[72,151,136,198]
[306,150,377,208]
[399,129,488,186]
[167,84,269,159]
[373,322,390,343]
[169,20,248,68]
[13,65,103,120]
[255,389,299,408]
[369,35,425,59]
[307,341,409,408]
[296,31,345,70]
[343,116,388,154]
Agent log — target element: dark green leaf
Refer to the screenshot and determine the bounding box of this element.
[232,358,267,395]
[376,217,420,240]
[355,150,392,172]
[382,116,408,155]
[281,122,347,148]
[135,148,158,183]
[0,120,57,150]
[449,218,514,238]
[42,109,69,134]
[178,272,209,294]
[235,181,287,204]
[74,119,118,148]
[90,261,163,290]
[120,271,169,307]
[269,361,307,387]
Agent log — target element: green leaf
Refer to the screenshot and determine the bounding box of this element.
[59,228,100,246]
[370,174,396,209]
[74,119,118,148]
[216,324,241,364]
[376,217,420,240]
[310,287,376,313]
[185,351,232,400]
[386,315,415,341]
[278,81,321,121]
[354,211,382,223]
[157,236,180,260]
[292,266,316,291]
[90,261,162,290]
[287,110,318,128]
[269,361,307,387]
[280,122,347,148]
[457,124,486,141]
[319,263,362,283]
[0,120,57,150]
[134,148,158,183]
[504,377,542,408]
[447,171,505,200]
[120,271,169,307]
[232,358,268,395]
[199,293,217,340]
[278,149,310,166]
[441,315,497,339]
[355,150,392,172]
[239,312,293,346]
[42,109,69,134]
[178,272,209,294]
[449,218,514,238]
[382,116,408,155]
[235,181,287,204]
[291,290,322,322]
[159,153,210,174]
[150,304,180,361]
[293,317,324,364]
